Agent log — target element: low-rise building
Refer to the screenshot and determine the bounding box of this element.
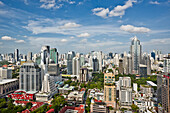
[0,79,19,97]
[67,90,85,105]
[90,99,107,113]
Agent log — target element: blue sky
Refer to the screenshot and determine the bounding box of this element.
[0,0,170,54]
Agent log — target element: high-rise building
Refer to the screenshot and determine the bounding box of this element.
[163,54,170,73]
[109,52,113,59]
[157,75,163,105]
[50,48,58,64]
[67,51,75,74]
[130,36,142,74]
[47,63,61,82]
[79,68,89,82]
[161,74,170,113]
[27,52,32,61]
[19,61,41,92]
[14,49,19,62]
[119,59,124,74]
[104,72,116,108]
[72,57,80,75]
[119,77,132,107]
[92,56,99,72]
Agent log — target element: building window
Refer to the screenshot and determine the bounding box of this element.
[109,88,112,101]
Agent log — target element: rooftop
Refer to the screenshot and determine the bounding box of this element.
[0,79,18,85]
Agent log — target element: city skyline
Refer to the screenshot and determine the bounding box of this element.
[0,0,170,54]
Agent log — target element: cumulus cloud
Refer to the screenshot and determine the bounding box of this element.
[61,39,67,42]
[0,1,4,5]
[77,33,90,37]
[92,8,109,18]
[120,25,151,33]
[59,22,81,29]
[1,36,16,40]
[149,1,160,5]
[40,0,63,9]
[15,40,26,43]
[40,0,76,9]
[92,0,136,18]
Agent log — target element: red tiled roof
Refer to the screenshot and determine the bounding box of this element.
[59,106,84,113]
[46,109,55,113]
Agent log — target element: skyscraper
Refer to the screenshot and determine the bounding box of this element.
[130,36,142,74]
[27,52,32,61]
[14,49,19,62]
[67,51,75,74]
[50,48,58,64]
[72,57,80,75]
[92,56,99,72]
[163,53,170,73]
[104,72,116,108]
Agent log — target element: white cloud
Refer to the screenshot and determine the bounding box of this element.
[23,35,28,38]
[70,36,75,39]
[24,0,29,5]
[149,1,160,5]
[24,18,125,36]
[59,22,81,29]
[80,38,87,43]
[40,0,63,9]
[92,0,136,18]
[92,8,109,18]
[15,40,26,43]
[61,39,67,42]
[0,1,4,5]
[120,25,151,33]
[1,36,16,40]
[77,33,90,37]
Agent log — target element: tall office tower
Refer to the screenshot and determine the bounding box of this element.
[36,73,57,102]
[14,49,19,62]
[151,51,155,60]
[67,51,75,74]
[157,75,163,105]
[80,55,85,67]
[123,54,132,74]
[50,48,58,64]
[72,57,80,75]
[92,56,99,72]
[161,74,170,113]
[79,68,89,82]
[114,53,119,66]
[109,52,113,59]
[104,72,116,108]
[47,62,61,82]
[119,77,132,107]
[163,53,170,73]
[19,61,41,92]
[141,54,151,75]
[97,51,102,71]
[27,52,32,61]
[130,36,142,74]
[119,59,124,74]
[41,45,50,74]
[41,45,50,65]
